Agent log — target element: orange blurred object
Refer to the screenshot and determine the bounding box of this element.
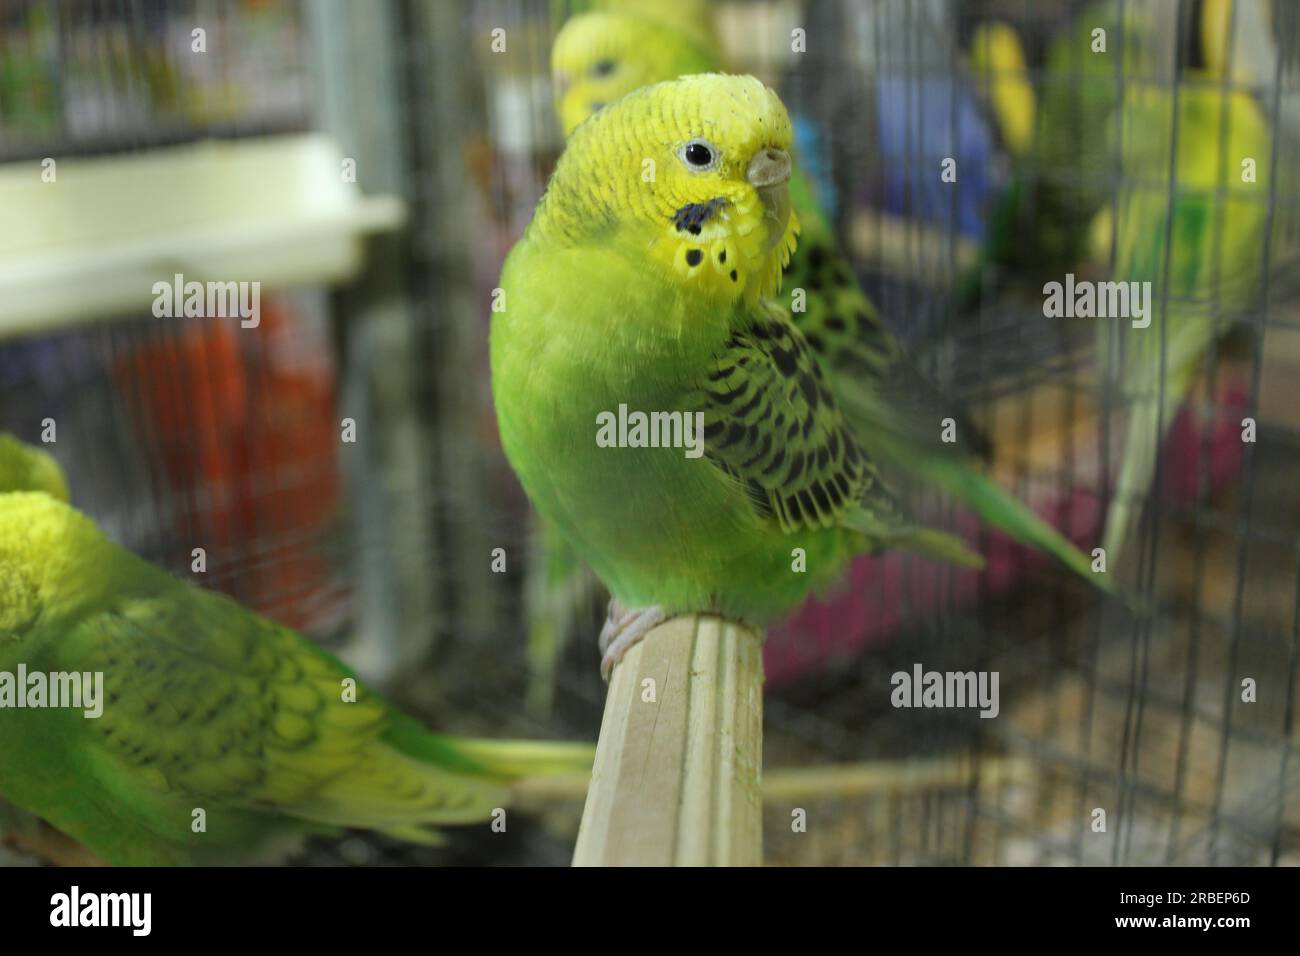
[117,296,344,632]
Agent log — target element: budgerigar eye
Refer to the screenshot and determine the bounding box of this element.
[679,138,719,171]
[591,59,616,77]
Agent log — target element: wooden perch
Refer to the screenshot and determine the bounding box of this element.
[572,615,764,866]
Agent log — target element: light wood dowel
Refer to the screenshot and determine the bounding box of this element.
[572,615,764,866]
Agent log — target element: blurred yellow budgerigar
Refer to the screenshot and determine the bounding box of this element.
[1098,79,1273,563]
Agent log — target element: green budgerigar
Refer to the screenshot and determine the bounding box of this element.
[550,12,1127,549]
[1098,76,1273,563]
[0,484,593,865]
[495,73,1109,678]
[535,21,1109,678]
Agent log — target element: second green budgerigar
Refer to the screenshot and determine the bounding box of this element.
[1098,78,1273,564]
[0,437,593,865]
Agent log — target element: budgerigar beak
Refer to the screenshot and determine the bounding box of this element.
[554,71,571,96]
[748,147,792,254]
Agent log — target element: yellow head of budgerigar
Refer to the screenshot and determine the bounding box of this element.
[0,492,87,639]
[565,0,721,53]
[534,73,799,306]
[551,12,718,137]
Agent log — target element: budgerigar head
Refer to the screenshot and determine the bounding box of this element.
[558,0,720,51]
[552,12,719,136]
[535,73,799,306]
[0,433,70,502]
[0,492,89,642]
[0,441,73,640]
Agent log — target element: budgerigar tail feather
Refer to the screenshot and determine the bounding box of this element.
[1101,361,1201,566]
[889,527,987,570]
[1098,290,1220,567]
[380,707,594,781]
[839,509,985,569]
[294,746,508,836]
[381,825,448,846]
[899,450,1108,590]
[407,733,596,781]
[1100,395,1163,567]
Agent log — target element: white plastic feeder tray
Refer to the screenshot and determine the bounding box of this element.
[0,133,406,338]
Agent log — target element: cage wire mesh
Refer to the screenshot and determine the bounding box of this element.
[0,0,1297,866]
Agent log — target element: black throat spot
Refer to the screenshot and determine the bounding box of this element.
[672,198,725,236]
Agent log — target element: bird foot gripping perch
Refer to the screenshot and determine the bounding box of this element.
[597,600,666,680]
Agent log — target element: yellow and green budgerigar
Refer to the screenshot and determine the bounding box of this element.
[540,19,1109,665]
[0,472,593,865]
[493,73,1115,680]
[1096,75,1273,564]
[553,13,1130,507]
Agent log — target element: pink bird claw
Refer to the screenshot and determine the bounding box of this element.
[597,600,666,681]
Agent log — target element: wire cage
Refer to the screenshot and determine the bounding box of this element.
[0,0,1296,867]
